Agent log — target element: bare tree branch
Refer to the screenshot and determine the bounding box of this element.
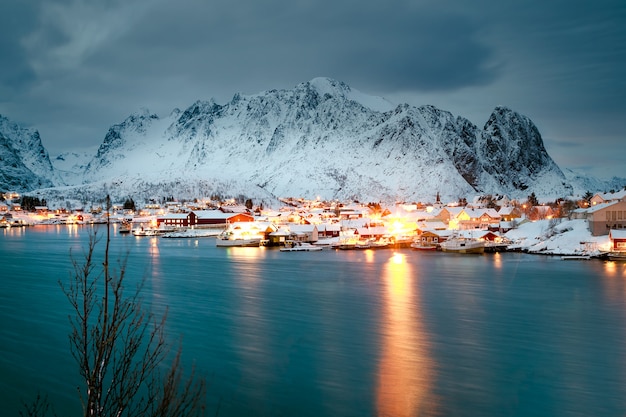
[27,195,207,417]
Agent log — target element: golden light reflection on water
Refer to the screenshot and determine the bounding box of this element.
[377,252,438,417]
[600,261,626,305]
[603,261,626,278]
[492,252,502,269]
[229,246,270,399]
[226,246,266,261]
[65,223,80,238]
[146,237,163,301]
[147,236,160,261]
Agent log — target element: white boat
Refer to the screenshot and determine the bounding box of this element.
[280,241,323,252]
[118,221,132,234]
[215,236,261,247]
[440,237,485,254]
[215,231,262,247]
[561,255,591,260]
[410,242,438,251]
[369,238,390,249]
[354,239,371,249]
[132,227,161,236]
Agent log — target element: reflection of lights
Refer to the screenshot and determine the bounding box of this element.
[228,246,265,261]
[66,223,79,238]
[604,261,626,277]
[493,252,502,269]
[364,250,374,263]
[230,246,269,399]
[391,252,404,265]
[604,261,619,277]
[148,237,160,259]
[377,252,437,416]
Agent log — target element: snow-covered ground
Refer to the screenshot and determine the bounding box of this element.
[505,218,611,256]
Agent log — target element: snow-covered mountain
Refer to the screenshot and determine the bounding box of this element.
[76,78,572,202]
[562,168,626,196]
[0,114,58,192]
[52,148,97,186]
[3,78,623,203]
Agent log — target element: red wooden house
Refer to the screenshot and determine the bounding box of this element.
[609,229,626,252]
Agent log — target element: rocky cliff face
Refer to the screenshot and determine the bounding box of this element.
[3,78,578,202]
[0,115,57,192]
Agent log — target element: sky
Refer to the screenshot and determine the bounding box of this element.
[1,0,625,179]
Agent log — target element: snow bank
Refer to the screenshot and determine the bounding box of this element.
[505,219,610,255]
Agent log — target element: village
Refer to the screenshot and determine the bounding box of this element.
[1,189,626,258]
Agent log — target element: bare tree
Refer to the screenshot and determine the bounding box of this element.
[24,197,206,417]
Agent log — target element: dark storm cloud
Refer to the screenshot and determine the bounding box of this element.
[82,0,499,95]
[0,1,39,97]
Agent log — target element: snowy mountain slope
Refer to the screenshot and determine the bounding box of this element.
[52,148,96,186]
[0,114,59,192]
[5,78,623,204]
[77,78,571,202]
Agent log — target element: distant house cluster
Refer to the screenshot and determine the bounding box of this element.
[573,190,626,236]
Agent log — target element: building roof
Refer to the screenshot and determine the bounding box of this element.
[609,229,626,240]
[586,200,619,214]
[597,190,626,202]
[463,208,501,219]
[158,213,192,219]
[289,224,317,233]
[193,210,252,219]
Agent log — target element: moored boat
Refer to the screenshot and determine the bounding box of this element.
[410,242,438,251]
[215,235,261,247]
[335,237,357,250]
[215,230,262,247]
[354,239,372,249]
[440,237,485,254]
[280,241,323,252]
[132,226,161,236]
[118,221,132,234]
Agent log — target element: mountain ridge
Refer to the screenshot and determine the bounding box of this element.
[1,78,624,204]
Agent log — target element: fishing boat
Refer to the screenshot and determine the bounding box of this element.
[369,238,390,249]
[279,241,323,252]
[354,239,372,249]
[440,236,485,254]
[336,238,357,250]
[118,221,132,234]
[410,241,438,251]
[132,226,161,237]
[215,230,262,247]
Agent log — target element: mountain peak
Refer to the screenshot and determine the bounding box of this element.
[3,79,609,202]
[304,77,351,97]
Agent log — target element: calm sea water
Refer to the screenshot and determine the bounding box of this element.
[1,224,626,416]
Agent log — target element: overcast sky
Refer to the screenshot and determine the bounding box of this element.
[1,0,624,179]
